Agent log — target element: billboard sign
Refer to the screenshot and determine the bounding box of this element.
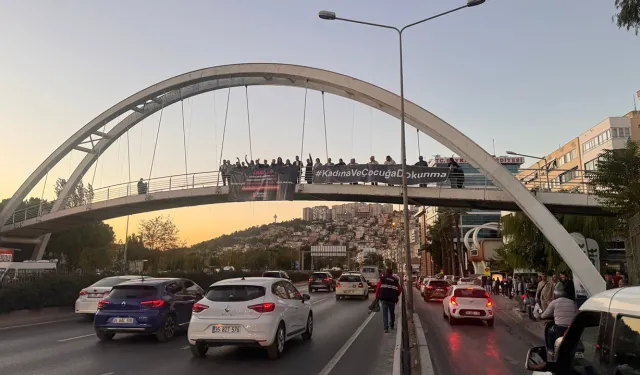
[311,245,347,257]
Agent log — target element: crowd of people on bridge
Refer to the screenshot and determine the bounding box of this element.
[217,154,465,188]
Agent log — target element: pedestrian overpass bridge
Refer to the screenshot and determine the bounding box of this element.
[0,63,607,295]
[1,170,607,239]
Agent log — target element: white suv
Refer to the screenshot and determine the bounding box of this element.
[187,277,313,359]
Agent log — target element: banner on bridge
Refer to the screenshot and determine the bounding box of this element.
[228,167,298,202]
[312,164,450,185]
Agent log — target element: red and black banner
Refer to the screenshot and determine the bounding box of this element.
[228,167,298,201]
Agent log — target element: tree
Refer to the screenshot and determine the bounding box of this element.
[588,139,640,283]
[54,178,94,208]
[364,252,384,267]
[47,221,115,270]
[614,0,640,34]
[138,215,181,251]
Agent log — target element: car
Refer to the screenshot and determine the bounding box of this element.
[360,266,380,292]
[525,285,640,375]
[262,270,291,281]
[187,277,312,360]
[335,273,368,300]
[308,271,335,292]
[457,277,476,285]
[422,279,451,301]
[75,275,145,317]
[94,278,204,342]
[442,285,494,327]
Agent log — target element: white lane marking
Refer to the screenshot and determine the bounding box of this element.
[57,333,95,342]
[181,345,190,350]
[100,372,115,375]
[392,312,402,375]
[0,317,82,331]
[316,310,376,375]
[312,297,331,305]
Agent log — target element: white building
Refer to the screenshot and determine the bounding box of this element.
[579,116,632,174]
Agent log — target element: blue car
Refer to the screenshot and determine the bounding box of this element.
[94,278,204,342]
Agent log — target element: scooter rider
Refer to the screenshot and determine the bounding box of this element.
[540,284,577,355]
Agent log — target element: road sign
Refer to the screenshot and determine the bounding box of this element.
[484,267,491,276]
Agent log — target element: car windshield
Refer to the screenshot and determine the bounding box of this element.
[429,281,449,287]
[206,285,266,302]
[454,289,487,298]
[108,285,157,299]
[312,273,328,278]
[339,275,362,282]
[262,272,281,278]
[91,277,136,288]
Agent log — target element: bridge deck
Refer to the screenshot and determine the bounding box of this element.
[0,184,607,239]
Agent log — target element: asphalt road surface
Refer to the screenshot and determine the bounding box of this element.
[0,286,397,375]
[413,289,543,375]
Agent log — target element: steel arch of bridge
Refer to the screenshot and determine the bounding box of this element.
[0,63,605,295]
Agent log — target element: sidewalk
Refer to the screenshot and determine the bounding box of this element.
[491,293,545,339]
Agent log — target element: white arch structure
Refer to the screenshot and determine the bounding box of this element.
[0,63,605,295]
[462,222,500,275]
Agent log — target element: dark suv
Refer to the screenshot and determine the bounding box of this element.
[262,270,291,281]
[308,271,335,292]
[422,279,450,301]
[94,278,204,342]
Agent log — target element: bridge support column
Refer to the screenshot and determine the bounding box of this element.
[31,234,50,261]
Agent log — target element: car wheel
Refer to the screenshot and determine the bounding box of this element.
[302,313,313,340]
[448,314,456,325]
[267,323,286,359]
[309,288,314,293]
[442,309,447,320]
[364,292,369,299]
[155,315,176,342]
[190,342,209,358]
[487,318,495,328]
[96,330,115,341]
[335,295,341,300]
[83,314,95,322]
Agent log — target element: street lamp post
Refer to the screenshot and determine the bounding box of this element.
[319,0,486,312]
[506,151,551,191]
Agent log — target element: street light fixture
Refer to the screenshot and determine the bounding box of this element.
[506,150,551,190]
[318,0,485,313]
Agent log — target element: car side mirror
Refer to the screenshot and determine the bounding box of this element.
[302,294,311,302]
[525,346,554,372]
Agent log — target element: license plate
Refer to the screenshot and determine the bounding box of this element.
[436,289,444,292]
[465,311,481,316]
[112,317,135,323]
[212,326,240,333]
[88,293,103,298]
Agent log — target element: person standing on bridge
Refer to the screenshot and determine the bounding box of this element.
[384,156,396,186]
[305,157,313,184]
[414,156,428,187]
[349,158,358,185]
[369,156,379,186]
[220,160,228,186]
[293,156,303,183]
[375,268,402,333]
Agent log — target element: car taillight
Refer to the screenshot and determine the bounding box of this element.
[103,291,110,297]
[141,300,165,308]
[486,298,493,307]
[192,303,209,313]
[323,278,329,282]
[97,299,109,309]
[79,290,87,296]
[309,277,313,283]
[337,282,341,288]
[450,296,458,305]
[358,283,363,288]
[248,303,276,313]
[427,285,433,289]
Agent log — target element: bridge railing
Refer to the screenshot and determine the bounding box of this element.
[3,168,593,227]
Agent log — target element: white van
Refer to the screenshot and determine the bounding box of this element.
[526,286,640,375]
[359,266,380,292]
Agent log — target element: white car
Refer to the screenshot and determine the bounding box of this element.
[335,273,369,300]
[359,266,380,292]
[187,277,312,359]
[442,285,494,327]
[74,275,144,316]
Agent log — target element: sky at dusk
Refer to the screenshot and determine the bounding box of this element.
[1,0,638,245]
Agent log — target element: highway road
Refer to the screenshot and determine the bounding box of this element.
[0,286,397,375]
[413,289,543,375]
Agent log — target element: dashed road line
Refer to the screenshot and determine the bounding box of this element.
[0,317,82,331]
[316,310,376,375]
[57,333,95,342]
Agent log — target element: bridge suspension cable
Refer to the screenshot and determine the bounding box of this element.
[321,91,329,161]
[90,124,108,201]
[216,87,232,185]
[148,96,166,185]
[181,99,189,185]
[299,80,309,165]
[417,129,422,157]
[350,102,355,158]
[245,86,253,161]
[213,86,218,173]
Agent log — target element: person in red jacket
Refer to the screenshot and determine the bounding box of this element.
[375,268,403,333]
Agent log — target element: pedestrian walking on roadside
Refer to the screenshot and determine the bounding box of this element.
[375,268,402,333]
